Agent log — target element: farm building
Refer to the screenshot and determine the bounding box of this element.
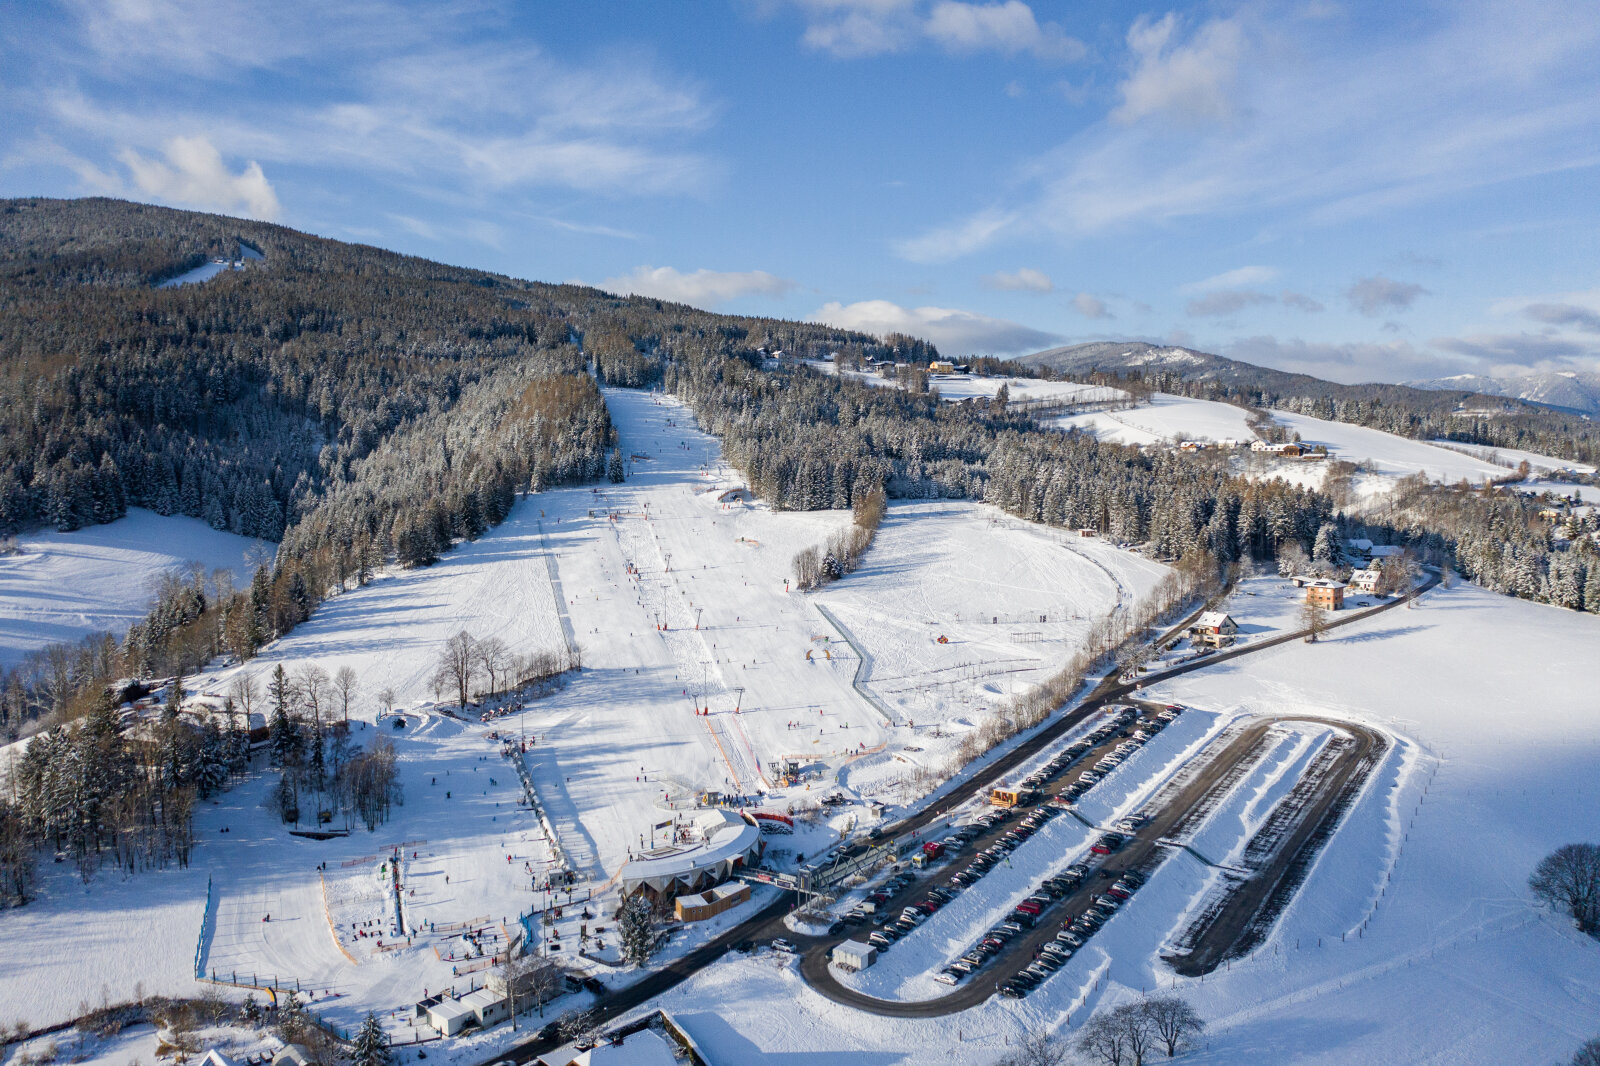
[674,880,750,922]
[832,940,877,972]
[1188,611,1238,647]
[1304,579,1346,611]
[1349,568,1381,593]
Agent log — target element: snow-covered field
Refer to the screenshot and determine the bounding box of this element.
[817,503,1170,797]
[807,361,1121,407]
[928,375,1120,406]
[1270,411,1506,485]
[620,580,1600,1065]
[0,508,269,668]
[1428,439,1595,476]
[1051,393,1258,445]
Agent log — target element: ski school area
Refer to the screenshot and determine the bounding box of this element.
[0,386,1179,1053]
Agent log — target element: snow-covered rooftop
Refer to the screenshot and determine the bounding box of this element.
[619,808,761,895]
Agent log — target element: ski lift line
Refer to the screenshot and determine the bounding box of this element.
[701,711,749,793]
[812,602,898,726]
[534,518,580,657]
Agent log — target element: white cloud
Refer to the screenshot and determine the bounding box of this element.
[810,298,1058,354]
[1072,292,1112,319]
[893,208,1016,263]
[34,4,716,206]
[1179,265,1278,294]
[1112,12,1243,125]
[1186,289,1274,317]
[901,5,1600,253]
[117,135,280,220]
[601,266,796,307]
[924,2,1085,60]
[1225,335,1465,384]
[1346,275,1428,316]
[794,0,919,56]
[789,0,1082,60]
[983,267,1053,292]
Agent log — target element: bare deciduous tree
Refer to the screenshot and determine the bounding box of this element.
[1144,995,1206,1058]
[333,665,359,724]
[991,1031,1068,1066]
[228,672,259,723]
[434,631,479,708]
[295,662,331,726]
[476,637,511,697]
[1077,1012,1128,1066]
[1530,843,1600,935]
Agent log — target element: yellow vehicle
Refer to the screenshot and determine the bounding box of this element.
[990,786,1024,808]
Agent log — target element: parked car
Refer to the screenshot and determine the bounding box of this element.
[771,938,797,953]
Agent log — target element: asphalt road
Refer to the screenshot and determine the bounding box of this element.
[494,575,1435,1057]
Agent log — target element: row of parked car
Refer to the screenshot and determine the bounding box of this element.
[927,706,1185,987]
[841,704,1184,970]
[998,869,1146,997]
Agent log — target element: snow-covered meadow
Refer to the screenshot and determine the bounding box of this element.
[0,508,268,668]
[1051,393,1258,445]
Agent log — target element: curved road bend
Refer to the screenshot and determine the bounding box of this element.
[499,577,1432,1058]
[798,716,1384,1017]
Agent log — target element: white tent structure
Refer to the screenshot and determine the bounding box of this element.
[618,808,762,900]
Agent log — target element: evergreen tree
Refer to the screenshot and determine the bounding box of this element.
[618,893,657,965]
[351,1011,391,1066]
[164,674,186,720]
[607,448,625,483]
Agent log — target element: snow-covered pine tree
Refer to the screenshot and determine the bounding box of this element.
[618,894,657,965]
[351,1011,391,1066]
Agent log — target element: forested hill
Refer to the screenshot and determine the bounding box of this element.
[0,197,884,556]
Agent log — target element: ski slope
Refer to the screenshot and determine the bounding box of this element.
[2,384,1174,1038]
[0,508,269,668]
[815,502,1171,798]
[0,709,551,1035]
[1050,393,1257,445]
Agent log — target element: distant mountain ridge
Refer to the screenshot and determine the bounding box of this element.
[1404,369,1600,416]
[1017,341,1493,407]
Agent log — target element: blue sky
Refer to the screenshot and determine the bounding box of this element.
[3,0,1598,382]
